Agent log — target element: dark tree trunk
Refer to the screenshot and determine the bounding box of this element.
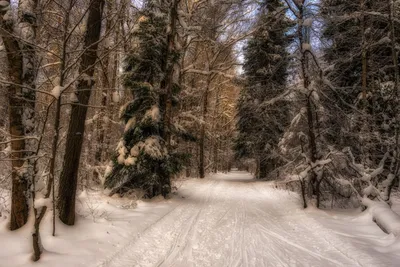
[57,0,105,225]
[0,0,31,230]
[259,159,268,179]
[255,159,260,179]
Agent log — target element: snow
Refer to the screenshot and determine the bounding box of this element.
[302,43,312,52]
[81,73,94,86]
[1,171,400,266]
[34,197,52,209]
[112,91,120,103]
[0,144,11,156]
[69,92,79,103]
[103,162,113,180]
[116,141,127,164]
[3,10,11,20]
[127,136,166,160]
[124,156,137,166]
[361,197,400,235]
[143,105,160,122]
[0,1,9,7]
[50,85,64,99]
[0,0,9,13]
[378,37,391,45]
[143,136,165,159]
[303,18,313,27]
[124,117,136,132]
[311,90,319,101]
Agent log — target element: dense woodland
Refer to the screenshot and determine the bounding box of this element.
[0,0,399,262]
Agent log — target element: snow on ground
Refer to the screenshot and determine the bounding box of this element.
[1,171,400,266]
[0,192,176,267]
[307,207,400,265]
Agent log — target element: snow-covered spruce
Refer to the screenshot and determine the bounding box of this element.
[104,1,193,198]
[104,82,186,198]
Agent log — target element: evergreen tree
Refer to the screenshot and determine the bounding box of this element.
[321,0,399,163]
[104,0,192,198]
[235,0,292,179]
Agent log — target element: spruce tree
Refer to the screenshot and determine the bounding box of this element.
[321,0,399,163]
[235,0,292,179]
[104,0,192,198]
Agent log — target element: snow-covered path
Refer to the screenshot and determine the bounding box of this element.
[98,171,382,267]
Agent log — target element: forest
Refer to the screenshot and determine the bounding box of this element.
[0,0,400,266]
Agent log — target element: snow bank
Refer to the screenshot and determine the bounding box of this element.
[362,197,400,236]
[0,190,175,267]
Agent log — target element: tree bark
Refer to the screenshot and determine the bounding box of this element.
[199,73,211,178]
[57,0,105,225]
[386,0,400,201]
[95,0,114,164]
[259,159,268,179]
[360,0,368,107]
[0,0,31,230]
[158,0,180,195]
[298,0,318,206]
[211,86,221,173]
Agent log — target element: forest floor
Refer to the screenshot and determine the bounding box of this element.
[1,171,400,266]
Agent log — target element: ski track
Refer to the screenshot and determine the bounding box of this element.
[97,171,384,267]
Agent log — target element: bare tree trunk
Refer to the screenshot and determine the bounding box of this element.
[360,0,368,107]
[211,87,220,173]
[32,0,74,259]
[199,73,211,178]
[386,0,400,200]
[58,0,105,225]
[0,0,30,230]
[298,0,318,206]
[255,158,260,179]
[103,8,122,162]
[19,0,39,189]
[158,0,180,195]
[259,158,268,179]
[95,0,114,164]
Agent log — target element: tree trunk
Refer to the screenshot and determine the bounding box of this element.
[19,0,39,189]
[211,86,220,173]
[259,159,267,179]
[255,158,260,179]
[0,0,30,230]
[360,0,368,107]
[157,0,180,195]
[199,74,211,178]
[386,0,400,201]
[57,0,105,225]
[298,1,318,206]
[95,0,114,164]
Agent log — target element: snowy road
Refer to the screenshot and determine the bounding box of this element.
[98,171,384,267]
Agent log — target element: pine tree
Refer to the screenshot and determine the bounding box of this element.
[235,0,292,179]
[104,0,192,198]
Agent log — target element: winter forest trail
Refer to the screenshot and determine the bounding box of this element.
[97,171,384,267]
